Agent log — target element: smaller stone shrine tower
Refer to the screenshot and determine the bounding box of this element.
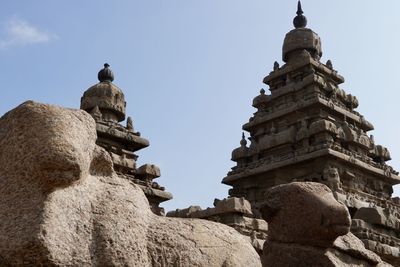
[81,64,172,215]
[223,2,400,264]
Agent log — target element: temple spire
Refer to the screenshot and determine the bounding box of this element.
[293,1,307,28]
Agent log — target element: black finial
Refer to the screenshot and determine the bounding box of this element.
[98,63,114,82]
[240,132,247,146]
[293,1,307,28]
[326,60,333,70]
[297,1,303,15]
[273,61,280,71]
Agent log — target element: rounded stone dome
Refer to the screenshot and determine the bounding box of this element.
[232,146,248,162]
[252,89,269,110]
[282,1,322,63]
[232,133,249,161]
[81,64,126,122]
[282,28,322,62]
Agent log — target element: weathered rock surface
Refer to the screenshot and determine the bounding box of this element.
[260,182,392,267]
[0,101,261,266]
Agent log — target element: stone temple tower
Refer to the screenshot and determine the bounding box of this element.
[223,2,400,264]
[81,63,172,215]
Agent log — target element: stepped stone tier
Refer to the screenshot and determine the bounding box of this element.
[222,2,400,265]
[81,64,172,215]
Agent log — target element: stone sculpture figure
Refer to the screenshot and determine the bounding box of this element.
[259,182,391,267]
[126,116,134,131]
[0,101,261,266]
[322,166,343,193]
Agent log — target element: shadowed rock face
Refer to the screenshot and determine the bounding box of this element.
[260,182,391,267]
[0,101,261,266]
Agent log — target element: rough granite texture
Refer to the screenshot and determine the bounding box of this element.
[260,182,392,267]
[0,101,261,266]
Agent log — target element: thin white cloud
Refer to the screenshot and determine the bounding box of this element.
[0,17,57,49]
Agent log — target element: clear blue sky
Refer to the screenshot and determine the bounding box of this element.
[0,1,399,211]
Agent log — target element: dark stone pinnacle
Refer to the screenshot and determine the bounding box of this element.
[98,63,114,82]
[293,1,307,28]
